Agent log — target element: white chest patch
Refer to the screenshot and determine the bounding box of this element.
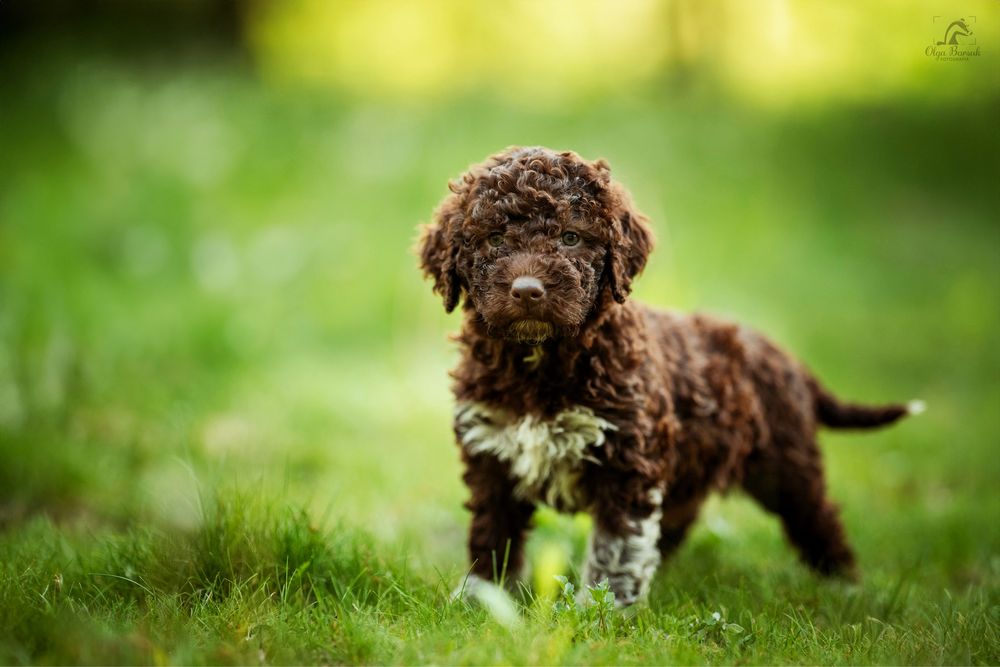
[455,401,616,510]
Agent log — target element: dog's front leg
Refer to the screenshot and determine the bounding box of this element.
[458,452,536,594]
[581,488,663,607]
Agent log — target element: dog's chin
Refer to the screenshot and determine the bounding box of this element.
[507,319,555,345]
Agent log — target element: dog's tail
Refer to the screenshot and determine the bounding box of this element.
[807,376,924,429]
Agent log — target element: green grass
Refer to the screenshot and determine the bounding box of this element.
[0,42,998,664]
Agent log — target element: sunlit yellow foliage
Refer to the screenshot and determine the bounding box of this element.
[249,0,670,100]
[249,0,998,105]
[719,0,999,105]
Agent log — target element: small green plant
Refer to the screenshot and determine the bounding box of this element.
[551,575,618,635]
[688,609,752,648]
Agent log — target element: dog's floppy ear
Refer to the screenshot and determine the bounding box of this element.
[417,193,464,312]
[607,193,655,303]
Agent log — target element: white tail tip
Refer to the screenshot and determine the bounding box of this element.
[907,400,927,416]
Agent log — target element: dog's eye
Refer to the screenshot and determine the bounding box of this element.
[488,232,506,248]
[561,231,581,247]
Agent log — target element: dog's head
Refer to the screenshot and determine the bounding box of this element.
[418,146,654,344]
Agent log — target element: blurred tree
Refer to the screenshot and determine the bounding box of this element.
[0,0,248,51]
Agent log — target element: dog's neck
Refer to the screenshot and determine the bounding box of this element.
[453,299,647,416]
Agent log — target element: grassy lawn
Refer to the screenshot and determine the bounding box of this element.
[1,45,998,664]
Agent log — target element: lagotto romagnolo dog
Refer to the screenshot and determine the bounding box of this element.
[417,146,922,607]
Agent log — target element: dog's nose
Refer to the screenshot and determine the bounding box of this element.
[511,276,545,302]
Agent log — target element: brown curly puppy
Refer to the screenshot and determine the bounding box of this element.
[418,146,921,606]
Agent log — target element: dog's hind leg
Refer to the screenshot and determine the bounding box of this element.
[742,443,858,580]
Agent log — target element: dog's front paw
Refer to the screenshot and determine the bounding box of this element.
[450,574,522,628]
[450,573,486,602]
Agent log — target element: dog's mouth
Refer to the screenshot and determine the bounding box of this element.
[509,319,554,345]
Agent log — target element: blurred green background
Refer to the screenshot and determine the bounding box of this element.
[1,1,998,663]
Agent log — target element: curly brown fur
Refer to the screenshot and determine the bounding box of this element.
[419,146,916,606]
